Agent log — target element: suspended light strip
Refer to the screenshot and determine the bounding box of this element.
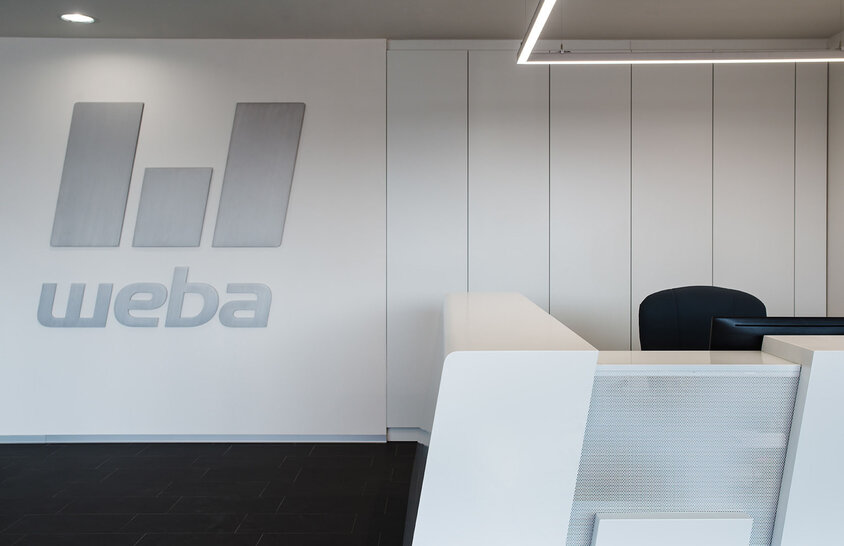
[516,0,844,64]
[525,50,844,64]
[516,0,558,64]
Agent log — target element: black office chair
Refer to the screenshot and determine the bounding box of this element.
[639,286,766,350]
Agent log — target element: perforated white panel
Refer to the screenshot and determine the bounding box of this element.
[567,366,800,546]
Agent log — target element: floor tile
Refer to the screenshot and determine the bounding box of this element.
[0,442,415,544]
[377,531,406,546]
[279,456,373,471]
[0,446,59,459]
[383,496,408,517]
[191,458,282,471]
[308,444,393,458]
[294,468,370,489]
[137,444,230,458]
[98,456,199,470]
[4,468,111,484]
[5,514,134,533]
[14,455,112,471]
[222,445,311,460]
[264,478,365,497]
[55,480,171,498]
[237,514,355,534]
[136,534,261,546]
[0,499,68,516]
[362,480,411,496]
[256,534,377,546]
[392,443,417,459]
[49,444,148,458]
[168,496,283,515]
[0,514,22,533]
[277,495,383,515]
[390,465,412,484]
[201,465,298,483]
[13,534,142,546]
[103,467,209,483]
[122,514,242,533]
[60,497,178,514]
[0,480,64,499]
[164,481,268,498]
[353,513,407,537]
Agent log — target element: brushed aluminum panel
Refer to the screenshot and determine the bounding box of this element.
[567,372,799,546]
[133,167,212,247]
[213,102,305,247]
[51,102,143,247]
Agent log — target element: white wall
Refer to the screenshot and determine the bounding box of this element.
[387,43,830,428]
[0,39,834,437]
[0,39,387,438]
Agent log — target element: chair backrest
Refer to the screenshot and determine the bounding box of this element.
[638,286,767,350]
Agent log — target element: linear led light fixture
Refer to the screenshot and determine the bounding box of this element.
[517,0,844,64]
[516,0,558,64]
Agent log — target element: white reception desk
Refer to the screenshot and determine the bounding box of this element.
[407,293,844,546]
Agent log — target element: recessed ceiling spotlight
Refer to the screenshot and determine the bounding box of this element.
[60,13,96,24]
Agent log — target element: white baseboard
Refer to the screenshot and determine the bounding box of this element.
[387,427,430,444]
[0,434,387,444]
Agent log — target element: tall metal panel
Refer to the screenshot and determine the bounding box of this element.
[550,66,631,350]
[51,102,143,247]
[387,50,468,429]
[468,51,549,310]
[713,65,795,315]
[829,65,844,315]
[631,65,713,349]
[213,102,304,247]
[794,64,827,316]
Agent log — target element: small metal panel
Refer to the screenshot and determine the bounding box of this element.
[133,168,212,247]
[213,102,305,247]
[51,102,144,247]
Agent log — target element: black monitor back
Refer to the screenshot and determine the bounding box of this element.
[709,317,844,350]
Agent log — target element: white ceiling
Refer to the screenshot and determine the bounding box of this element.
[0,0,841,40]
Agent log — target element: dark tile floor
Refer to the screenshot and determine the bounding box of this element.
[0,442,416,546]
